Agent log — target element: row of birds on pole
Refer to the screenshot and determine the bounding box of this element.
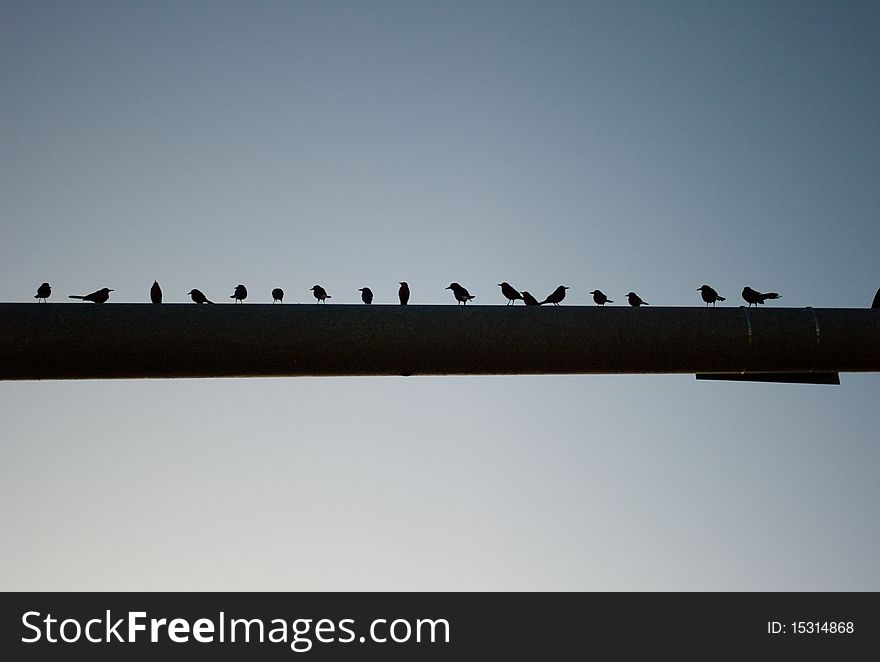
[32,281,782,307]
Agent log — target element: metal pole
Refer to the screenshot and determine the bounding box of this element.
[1,303,878,381]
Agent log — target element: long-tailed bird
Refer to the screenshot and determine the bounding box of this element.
[498,282,523,305]
[188,289,213,304]
[359,287,374,305]
[697,285,725,307]
[150,280,162,304]
[35,282,51,302]
[589,289,612,306]
[742,286,780,307]
[398,282,410,306]
[272,288,284,303]
[69,288,113,304]
[446,282,474,305]
[627,292,648,307]
[541,285,569,306]
[311,285,330,303]
[521,291,541,306]
[230,284,247,303]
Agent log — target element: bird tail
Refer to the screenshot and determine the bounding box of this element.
[68,295,85,299]
[717,296,726,301]
[760,292,780,302]
[607,299,614,303]
[327,295,332,298]
[206,299,214,304]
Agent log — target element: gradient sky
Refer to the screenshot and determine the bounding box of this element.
[1,0,878,590]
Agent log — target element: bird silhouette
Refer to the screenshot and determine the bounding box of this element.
[589,289,612,305]
[151,280,162,304]
[398,282,410,305]
[188,289,213,304]
[541,285,569,306]
[69,288,113,304]
[34,282,51,302]
[359,287,374,305]
[272,288,284,303]
[446,282,474,305]
[742,286,780,307]
[697,285,725,307]
[521,291,542,306]
[498,282,523,305]
[311,285,330,303]
[230,284,247,303]
[627,292,648,307]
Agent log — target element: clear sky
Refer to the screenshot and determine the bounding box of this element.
[1,0,878,590]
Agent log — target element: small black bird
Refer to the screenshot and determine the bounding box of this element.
[697,285,725,307]
[35,282,51,302]
[398,282,410,306]
[151,280,162,304]
[541,285,569,306]
[311,285,330,303]
[521,291,542,306]
[272,288,284,303]
[627,292,648,307]
[446,282,474,305]
[589,289,612,306]
[498,282,523,305]
[231,284,247,303]
[742,286,780,307]
[69,288,113,304]
[188,289,213,304]
[359,287,374,305]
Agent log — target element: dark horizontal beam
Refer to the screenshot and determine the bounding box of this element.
[1,303,878,380]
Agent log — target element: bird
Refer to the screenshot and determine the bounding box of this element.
[69,288,113,304]
[521,291,542,306]
[231,284,247,303]
[627,292,648,307]
[697,285,725,307]
[359,287,374,304]
[446,282,474,305]
[150,281,162,304]
[541,285,569,306]
[188,289,213,304]
[589,289,612,306]
[272,288,284,303]
[498,282,523,305]
[742,286,780,307]
[311,285,330,303]
[398,282,410,306]
[34,282,51,302]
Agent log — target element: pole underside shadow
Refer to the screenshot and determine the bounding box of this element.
[1,304,878,380]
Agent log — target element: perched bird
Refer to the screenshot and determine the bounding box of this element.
[589,289,612,306]
[34,282,51,302]
[310,285,330,303]
[697,285,725,307]
[272,288,284,303]
[359,287,374,305]
[742,286,780,307]
[446,282,475,305]
[188,289,213,304]
[231,284,247,303]
[627,292,648,307]
[498,282,523,305]
[398,282,410,306]
[521,291,542,306]
[150,280,162,304]
[541,285,569,306]
[69,288,113,304]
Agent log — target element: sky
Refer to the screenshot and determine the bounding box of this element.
[1,0,878,591]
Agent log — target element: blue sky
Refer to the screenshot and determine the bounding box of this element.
[1,1,878,590]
